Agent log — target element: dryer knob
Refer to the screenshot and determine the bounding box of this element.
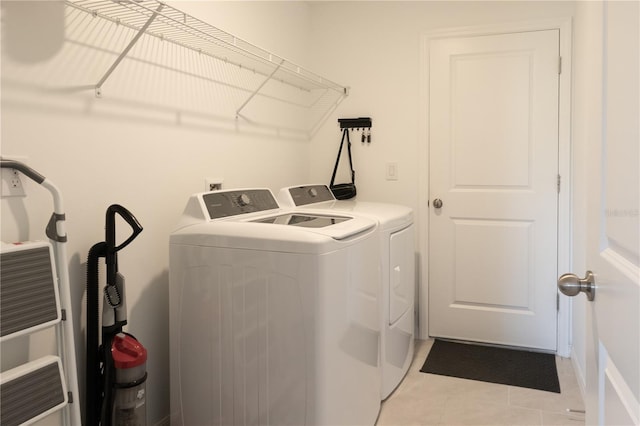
[308,188,318,197]
[238,193,251,206]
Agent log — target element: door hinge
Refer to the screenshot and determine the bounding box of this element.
[557,174,561,193]
[558,56,562,75]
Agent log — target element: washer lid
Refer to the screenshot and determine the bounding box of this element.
[253,213,349,227]
[251,213,374,240]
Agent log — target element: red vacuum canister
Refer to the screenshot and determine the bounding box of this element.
[111,334,147,426]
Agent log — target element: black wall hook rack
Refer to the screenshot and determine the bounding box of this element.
[338,117,372,129]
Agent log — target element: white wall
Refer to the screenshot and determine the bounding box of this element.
[1,2,314,424]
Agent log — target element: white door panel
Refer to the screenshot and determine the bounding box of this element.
[580,2,639,424]
[429,30,560,350]
[453,219,533,309]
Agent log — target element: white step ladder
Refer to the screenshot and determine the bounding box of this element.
[0,160,81,426]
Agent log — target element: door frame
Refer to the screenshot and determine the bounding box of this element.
[418,18,573,357]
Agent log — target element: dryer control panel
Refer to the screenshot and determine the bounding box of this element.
[203,189,279,219]
[284,184,335,206]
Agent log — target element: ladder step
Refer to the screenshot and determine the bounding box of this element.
[0,356,68,426]
[1,242,61,340]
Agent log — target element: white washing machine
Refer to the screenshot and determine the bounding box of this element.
[278,184,415,400]
[169,188,381,426]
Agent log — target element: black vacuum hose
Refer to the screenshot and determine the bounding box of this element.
[86,242,106,426]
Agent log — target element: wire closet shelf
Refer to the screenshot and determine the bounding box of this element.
[64,0,348,97]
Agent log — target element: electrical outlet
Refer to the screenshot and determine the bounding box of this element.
[1,168,26,197]
[0,156,27,198]
[1,155,28,198]
[205,178,223,192]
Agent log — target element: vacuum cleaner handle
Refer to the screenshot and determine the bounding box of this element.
[105,204,143,285]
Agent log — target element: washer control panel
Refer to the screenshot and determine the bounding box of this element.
[286,185,334,206]
[203,189,279,219]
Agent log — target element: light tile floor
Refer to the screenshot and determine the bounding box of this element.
[377,339,586,426]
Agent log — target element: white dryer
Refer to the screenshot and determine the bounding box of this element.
[169,189,381,426]
[278,184,415,400]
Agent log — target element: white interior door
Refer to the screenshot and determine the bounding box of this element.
[580,2,639,424]
[429,30,560,350]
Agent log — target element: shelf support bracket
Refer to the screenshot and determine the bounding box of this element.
[95,3,165,97]
[235,59,285,119]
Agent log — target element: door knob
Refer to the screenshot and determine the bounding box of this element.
[433,198,443,209]
[557,271,595,301]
